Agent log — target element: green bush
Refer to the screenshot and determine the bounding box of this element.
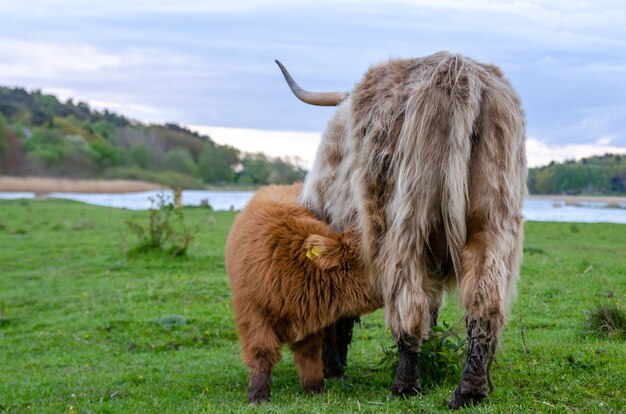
[163,148,198,177]
[125,194,195,258]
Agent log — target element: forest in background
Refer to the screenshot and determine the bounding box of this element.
[528,154,626,195]
[1,85,626,194]
[0,86,306,189]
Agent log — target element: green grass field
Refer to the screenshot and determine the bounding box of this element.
[1,199,624,413]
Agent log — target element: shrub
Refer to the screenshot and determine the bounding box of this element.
[125,193,195,257]
[163,148,198,177]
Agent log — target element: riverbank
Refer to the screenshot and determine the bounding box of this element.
[527,194,626,204]
[0,176,164,193]
[0,176,266,193]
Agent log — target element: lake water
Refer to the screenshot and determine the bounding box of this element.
[2,190,626,224]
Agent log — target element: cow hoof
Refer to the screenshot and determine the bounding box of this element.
[303,379,325,395]
[390,379,422,397]
[323,364,345,379]
[448,387,486,409]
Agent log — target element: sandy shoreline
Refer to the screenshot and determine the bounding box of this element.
[0,176,164,193]
[526,194,626,204]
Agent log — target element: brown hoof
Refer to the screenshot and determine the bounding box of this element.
[323,363,345,379]
[303,379,325,395]
[248,386,270,404]
[448,387,486,409]
[390,338,421,397]
[390,378,422,397]
[391,381,422,397]
[248,393,270,405]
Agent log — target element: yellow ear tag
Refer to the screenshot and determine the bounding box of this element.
[306,246,321,260]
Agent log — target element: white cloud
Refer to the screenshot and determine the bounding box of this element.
[596,135,613,145]
[0,39,122,79]
[34,86,175,124]
[526,137,626,167]
[89,99,174,123]
[189,126,321,168]
[579,115,610,131]
[0,38,194,83]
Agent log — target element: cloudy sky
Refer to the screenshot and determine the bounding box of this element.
[1,0,625,167]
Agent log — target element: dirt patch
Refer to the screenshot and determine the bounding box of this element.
[0,176,164,193]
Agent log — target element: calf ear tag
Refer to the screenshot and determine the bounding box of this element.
[306,246,321,260]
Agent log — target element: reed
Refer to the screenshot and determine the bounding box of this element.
[0,176,163,193]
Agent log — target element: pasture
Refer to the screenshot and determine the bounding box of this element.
[0,199,624,413]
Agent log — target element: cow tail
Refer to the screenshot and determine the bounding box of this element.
[441,57,482,282]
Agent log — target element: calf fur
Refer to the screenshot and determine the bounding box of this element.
[226,183,380,404]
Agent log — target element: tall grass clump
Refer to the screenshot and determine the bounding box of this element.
[585,303,626,339]
[125,193,195,257]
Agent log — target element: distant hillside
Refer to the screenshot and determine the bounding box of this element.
[0,86,305,189]
[528,154,626,195]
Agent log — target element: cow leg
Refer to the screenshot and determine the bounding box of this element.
[384,261,432,397]
[390,333,422,396]
[322,316,358,378]
[290,332,325,394]
[389,276,445,396]
[448,317,493,409]
[448,220,522,409]
[241,323,281,404]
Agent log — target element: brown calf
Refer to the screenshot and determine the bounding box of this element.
[225,183,380,404]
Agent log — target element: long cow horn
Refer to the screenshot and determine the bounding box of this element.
[275,60,348,106]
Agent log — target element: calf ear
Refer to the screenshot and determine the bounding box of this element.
[303,234,342,270]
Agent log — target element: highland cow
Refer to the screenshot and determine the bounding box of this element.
[225,183,381,404]
[276,51,527,408]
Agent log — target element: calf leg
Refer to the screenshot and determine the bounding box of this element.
[322,316,358,378]
[290,332,325,394]
[247,354,278,404]
[449,222,522,409]
[241,324,282,404]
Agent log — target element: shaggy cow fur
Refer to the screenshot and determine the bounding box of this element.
[225,183,381,404]
[291,51,527,408]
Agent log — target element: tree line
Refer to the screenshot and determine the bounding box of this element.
[528,153,626,195]
[0,86,306,189]
[2,85,625,195]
